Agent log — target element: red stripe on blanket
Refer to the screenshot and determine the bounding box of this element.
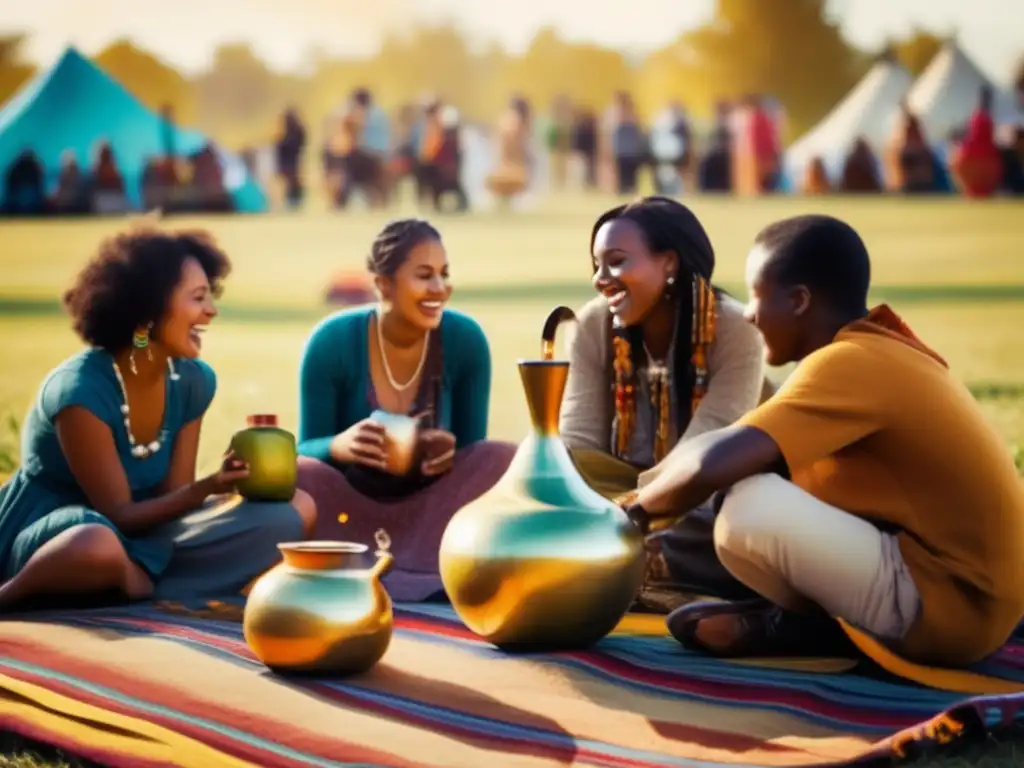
[396,614,923,731]
[0,665,310,768]
[100,617,818,764]
[0,643,429,768]
[114,611,923,733]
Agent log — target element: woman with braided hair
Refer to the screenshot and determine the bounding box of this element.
[295,218,515,602]
[561,196,770,611]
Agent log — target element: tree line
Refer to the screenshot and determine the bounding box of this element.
[0,0,956,150]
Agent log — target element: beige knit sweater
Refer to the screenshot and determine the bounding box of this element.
[560,293,771,488]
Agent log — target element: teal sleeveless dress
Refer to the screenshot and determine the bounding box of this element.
[0,349,305,600]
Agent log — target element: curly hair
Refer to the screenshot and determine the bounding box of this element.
[366,218,441,278]
[63,226,232,352]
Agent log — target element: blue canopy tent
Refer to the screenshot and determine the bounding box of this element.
[0,47,267,213]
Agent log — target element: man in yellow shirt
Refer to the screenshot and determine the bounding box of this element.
[629,214,1024,667]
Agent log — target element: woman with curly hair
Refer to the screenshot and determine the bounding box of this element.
[295,218,515,602]
[0,227,316,611]
[561,197,771,611]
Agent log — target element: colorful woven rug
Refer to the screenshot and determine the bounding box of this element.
[1,600,1023,767]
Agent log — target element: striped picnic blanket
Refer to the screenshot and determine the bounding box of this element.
[1,600,1023,767]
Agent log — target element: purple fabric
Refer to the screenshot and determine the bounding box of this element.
[297,441,516,601]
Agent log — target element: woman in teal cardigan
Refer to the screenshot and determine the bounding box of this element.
[296,218,515,601]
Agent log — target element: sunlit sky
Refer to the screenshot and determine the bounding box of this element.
[1,0,1019,82]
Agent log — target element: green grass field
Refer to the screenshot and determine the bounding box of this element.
[1,193,1024,766]
[2,194,1024,479]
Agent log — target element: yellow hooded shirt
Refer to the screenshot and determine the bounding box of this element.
[739,304,1024,666]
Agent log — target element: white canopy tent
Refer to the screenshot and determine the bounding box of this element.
[785,56,913,182]
[906,40,1018,143]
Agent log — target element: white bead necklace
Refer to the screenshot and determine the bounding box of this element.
[375,309,429,393]
[112,357,179,459]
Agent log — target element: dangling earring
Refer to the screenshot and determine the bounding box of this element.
[130,324,151,375]
[664,274,676,301]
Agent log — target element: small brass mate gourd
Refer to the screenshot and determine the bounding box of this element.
[243,530,395,675]
[438,306,646,650]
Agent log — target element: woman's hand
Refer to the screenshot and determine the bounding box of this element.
[419,429,456,477]
[202,450,251,496]
[331,419,388,470]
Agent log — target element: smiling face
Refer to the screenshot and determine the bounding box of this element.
[379,237,452,332]
[152,257,218,358]
[742,244,808,367]
[591,218,676,328]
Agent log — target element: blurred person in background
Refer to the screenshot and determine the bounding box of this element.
[416,99,445,208]
[90,142,131,215]
[353,88,391,207]
[486,96,533,207]
[52,150,90,215]
[950,85,1004,198]
[885,102,936,193]
[572,107,599,190]
[275,108,307,210]
[699,101,734,193]
[545,94,574,190]
[610,93,647,196]
[651,101,692,196]
[841,138,883,193]
[1,150,46,217]
[431,106,469,213]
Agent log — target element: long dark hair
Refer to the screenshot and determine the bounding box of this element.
[589,196,718,456]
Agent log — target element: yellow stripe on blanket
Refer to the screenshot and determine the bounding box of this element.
[839,620,1024,695]
[613,612,670,636]
[0,671,255,768]
[613,612,860,673]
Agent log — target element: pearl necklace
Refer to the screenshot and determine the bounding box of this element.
[112,357,180,459]
[375,310,429,393]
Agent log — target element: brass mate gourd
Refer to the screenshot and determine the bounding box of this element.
[438,306,645,650]
[243,530,395,675]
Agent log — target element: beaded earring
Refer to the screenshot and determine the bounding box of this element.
[129,323,153,375]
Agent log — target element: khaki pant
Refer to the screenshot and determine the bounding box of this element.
[715,474,921,641]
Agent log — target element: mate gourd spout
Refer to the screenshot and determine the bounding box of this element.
[539,305,577,362]
[520,305,577,436]
[370,528,394,580]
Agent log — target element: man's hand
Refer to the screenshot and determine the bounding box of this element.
[635,426,784,521]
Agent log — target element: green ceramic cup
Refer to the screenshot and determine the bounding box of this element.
[229,414,298,502]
